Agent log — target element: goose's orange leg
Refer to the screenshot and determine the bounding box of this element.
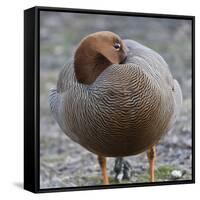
[98,155,109,185]
[147,145,156,182]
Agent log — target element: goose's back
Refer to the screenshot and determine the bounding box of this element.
[49,40,182,157]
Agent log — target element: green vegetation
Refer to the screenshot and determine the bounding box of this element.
[137,165,180,182]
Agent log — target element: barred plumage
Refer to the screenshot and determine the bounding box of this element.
[49,37,182,157]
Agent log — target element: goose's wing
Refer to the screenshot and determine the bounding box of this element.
[173,79,183,117]
[48,62,73,131]
[173,80,182,107]
[48,62,72,121]
[49,88,61,121]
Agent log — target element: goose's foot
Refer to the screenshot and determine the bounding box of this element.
[147,145,156,182]
[113,157,132,182]
[98,155,109,185]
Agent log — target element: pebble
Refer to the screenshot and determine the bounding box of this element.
[116,172,124,182]
[171,170,182,179]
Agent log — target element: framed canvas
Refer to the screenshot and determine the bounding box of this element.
[24,6,195,193]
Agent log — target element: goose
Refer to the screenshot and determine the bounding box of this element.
[49,31,182,185]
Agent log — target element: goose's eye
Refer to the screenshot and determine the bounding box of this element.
[113,43,121,50]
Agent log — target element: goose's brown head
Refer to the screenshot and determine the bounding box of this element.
[74,31,127,84]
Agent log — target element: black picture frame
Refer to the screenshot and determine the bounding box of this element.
[24,6,195,193]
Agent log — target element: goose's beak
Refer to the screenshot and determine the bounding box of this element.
[120,55,127,64]
[120,48,128,64]
[121,43,129,64]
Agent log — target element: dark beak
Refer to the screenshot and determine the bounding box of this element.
[120,44,128,64]
[120,49,128,64]
[120,55,127,64]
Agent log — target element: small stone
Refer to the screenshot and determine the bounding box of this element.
[171,170,182,179]
[117,172,124,182]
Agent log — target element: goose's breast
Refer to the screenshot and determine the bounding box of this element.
[71,64,174,157]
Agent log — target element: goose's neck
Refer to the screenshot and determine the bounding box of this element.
[74,43,111,85]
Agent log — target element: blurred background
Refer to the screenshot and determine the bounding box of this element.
[40,11,192,189]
